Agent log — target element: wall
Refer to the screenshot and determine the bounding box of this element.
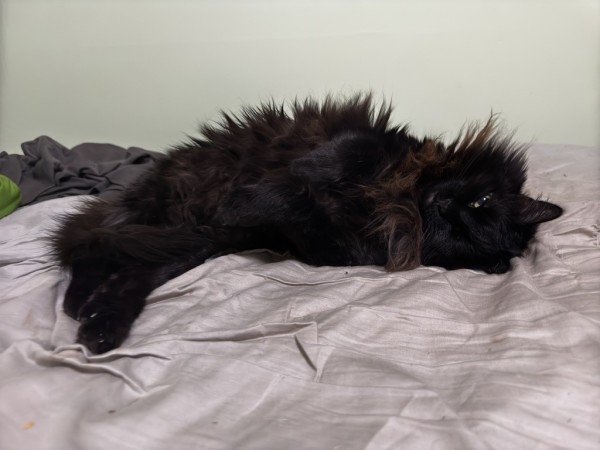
[1,0,598,153]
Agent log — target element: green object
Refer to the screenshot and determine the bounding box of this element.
[0,175,21,218]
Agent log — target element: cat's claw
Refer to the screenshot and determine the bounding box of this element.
[77,313,129,354]
[76,304,130,353]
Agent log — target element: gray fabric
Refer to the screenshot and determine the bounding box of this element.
[0,143,598,450]
[0,136,162,205]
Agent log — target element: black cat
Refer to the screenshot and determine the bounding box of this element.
[52,94,563,353]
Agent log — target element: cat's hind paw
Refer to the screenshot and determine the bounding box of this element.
[76,307,131,354]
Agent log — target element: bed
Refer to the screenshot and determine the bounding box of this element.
[0,139,598,450]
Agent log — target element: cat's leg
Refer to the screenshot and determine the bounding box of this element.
[76,256,205,354]
[62,258,119,319]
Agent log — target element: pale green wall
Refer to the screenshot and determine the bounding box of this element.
[1,0,598,153]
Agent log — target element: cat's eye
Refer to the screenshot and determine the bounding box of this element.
[468,192,494,208]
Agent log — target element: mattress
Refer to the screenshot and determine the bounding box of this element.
[0,143,598,449]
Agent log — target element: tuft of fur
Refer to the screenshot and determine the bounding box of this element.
[51,93,563,353]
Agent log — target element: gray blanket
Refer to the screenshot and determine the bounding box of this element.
[0,136,162,206]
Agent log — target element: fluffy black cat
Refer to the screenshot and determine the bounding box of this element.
[52,94,563,353]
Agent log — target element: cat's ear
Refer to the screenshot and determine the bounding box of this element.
[516,195,563,224]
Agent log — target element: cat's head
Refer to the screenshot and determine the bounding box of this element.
[418,122,562,273]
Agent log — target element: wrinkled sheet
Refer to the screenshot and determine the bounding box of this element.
[0,143,598,450]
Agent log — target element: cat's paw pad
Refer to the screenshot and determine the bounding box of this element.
[76,306,130,354]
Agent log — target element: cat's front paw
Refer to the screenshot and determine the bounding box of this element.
[76,304,131,354]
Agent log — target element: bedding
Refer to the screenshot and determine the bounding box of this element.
[0,136,161,206]
[0,142,598,450]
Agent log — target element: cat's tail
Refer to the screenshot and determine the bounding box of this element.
[51,199,211,267]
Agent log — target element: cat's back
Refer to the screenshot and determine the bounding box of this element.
[129,95,396,221]
[165,94,394,178]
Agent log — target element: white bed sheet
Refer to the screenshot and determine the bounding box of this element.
[0,143,599,450]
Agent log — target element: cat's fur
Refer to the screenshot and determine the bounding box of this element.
[52,94,563,353]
